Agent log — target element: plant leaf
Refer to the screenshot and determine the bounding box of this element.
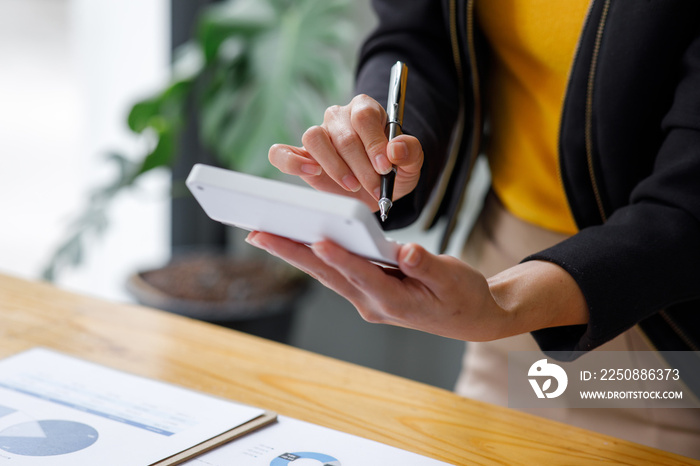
[199,0,353,174]
[197,0,276,63]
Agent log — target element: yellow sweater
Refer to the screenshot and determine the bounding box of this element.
[476,0,589,235]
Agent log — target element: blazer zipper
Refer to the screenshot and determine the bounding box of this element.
[432,0,482,251]
[464,0,482,180]
[424,0,482,244]
[659,310,700,351]
[558,0,595,228]
[558,0,611,227]
[422,0,468,230]
[584,0,611,224]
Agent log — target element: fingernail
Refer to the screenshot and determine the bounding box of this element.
[404,245,421,267]
[342,174,361,192]
[389,141,408,164]
[374,154,392,174]
[373,187,381,200]
[245,232,262,248]
[301,164,322,175]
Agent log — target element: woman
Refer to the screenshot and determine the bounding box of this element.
[247,0,700,457]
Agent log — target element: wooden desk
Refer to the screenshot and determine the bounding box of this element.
[0,273,694,465]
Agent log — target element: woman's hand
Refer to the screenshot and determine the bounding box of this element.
[245,232,590,341]
[247,231,514,341]
[268,94,424,211]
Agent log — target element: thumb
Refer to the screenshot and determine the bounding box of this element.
[388,134,423,176]
[397,243,446,290]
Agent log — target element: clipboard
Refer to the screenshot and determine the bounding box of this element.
[152,411,277,465]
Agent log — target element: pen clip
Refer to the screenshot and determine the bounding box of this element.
[386,61,408,140]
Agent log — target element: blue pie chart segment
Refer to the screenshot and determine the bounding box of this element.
[0,420,99,456]
[271,451,341,466]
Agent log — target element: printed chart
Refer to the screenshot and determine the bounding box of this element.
[0,349,265,465]
[0,409,98,457]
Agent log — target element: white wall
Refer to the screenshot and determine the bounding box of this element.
[0,0,171,302]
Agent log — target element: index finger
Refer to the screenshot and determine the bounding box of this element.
[348,95,393,175]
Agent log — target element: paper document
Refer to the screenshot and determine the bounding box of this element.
[185,416,454,466]
[0,348,268,465]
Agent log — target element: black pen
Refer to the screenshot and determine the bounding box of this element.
[379,61,408,222]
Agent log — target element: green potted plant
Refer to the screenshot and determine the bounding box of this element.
[43,0,355,342]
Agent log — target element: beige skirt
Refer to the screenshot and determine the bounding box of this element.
[454,191,700,459]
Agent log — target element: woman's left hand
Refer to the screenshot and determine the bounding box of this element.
[245,231,590,341]
[245,231,513,341]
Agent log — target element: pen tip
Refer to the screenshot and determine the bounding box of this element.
[378,198,392,223]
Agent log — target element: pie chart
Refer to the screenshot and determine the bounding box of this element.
[0,419,99,456]
[270,451,341,465]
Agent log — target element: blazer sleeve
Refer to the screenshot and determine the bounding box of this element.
[355,0,460,229]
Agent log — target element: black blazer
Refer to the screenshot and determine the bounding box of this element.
[355,0,700,363]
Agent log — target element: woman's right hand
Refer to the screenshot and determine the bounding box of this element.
[268,94,424,212]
